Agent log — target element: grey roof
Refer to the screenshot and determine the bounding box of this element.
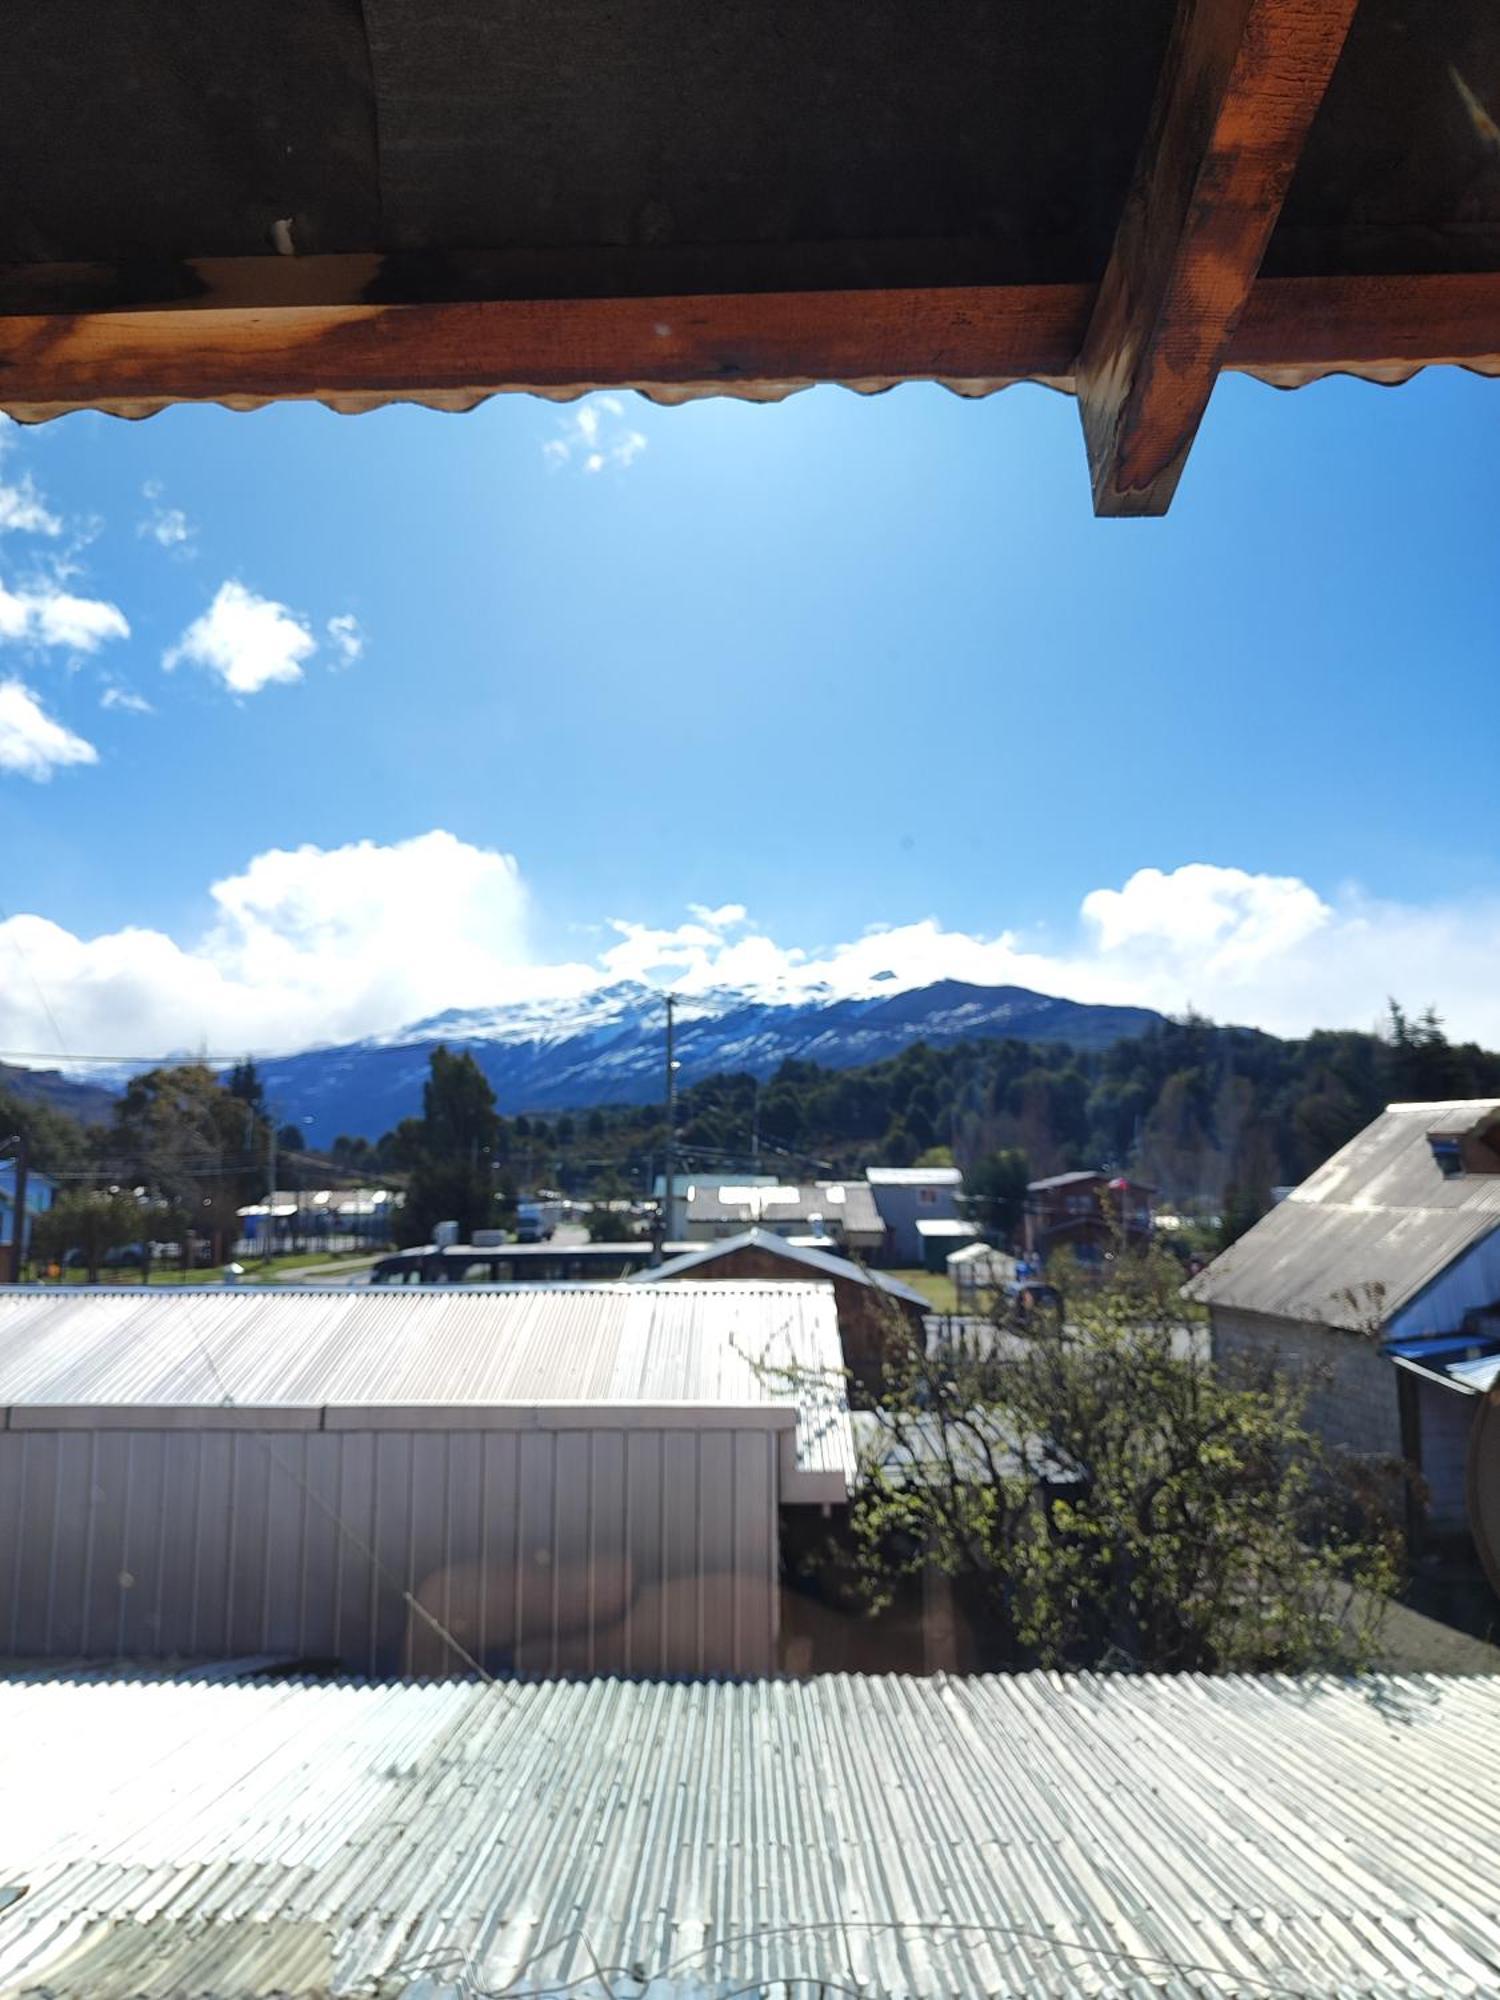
[865,1165,964,1187]
[0,1284,852,1491]
[1027,1169,1107,1191]
[1189,1100,1500,1331]
[683,1180,884,1234]
[630,1228,929,1308]
[0,1670,1498,1998]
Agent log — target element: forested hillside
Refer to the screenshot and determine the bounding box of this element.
[323,1002,1493,1230]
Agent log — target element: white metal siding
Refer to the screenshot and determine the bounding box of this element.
[0,1422,779,1676]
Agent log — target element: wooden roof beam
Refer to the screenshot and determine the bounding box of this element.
[1076,0,1361,517]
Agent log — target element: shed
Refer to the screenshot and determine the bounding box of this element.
[631,1227,928,1392]
[915,1216,982,1273]
[866,1166,964,1265]
[0,1283,851,1676]
[0,1671,1497,1998]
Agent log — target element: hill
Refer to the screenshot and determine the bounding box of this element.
[258,979,1165,1142]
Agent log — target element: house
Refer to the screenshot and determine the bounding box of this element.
[1025,1170,1154,1265]
[0,1160,54,1274]
[0,1282,851,1676]
[680,1180,885,1256]
[865,1165,964,1264]
[1188,1100,1500,1558]
[631,1227,929,1394]
[1,1671,1497,1998]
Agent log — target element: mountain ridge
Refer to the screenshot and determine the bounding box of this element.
[254,979,1165,1141]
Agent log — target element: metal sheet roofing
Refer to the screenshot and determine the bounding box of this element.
[1188,1101,1500,1331]
[631,1228,929,1309]
[0,1669,1498,1999]
[865,1166,965,1186]
[0,1284,852,1489]
[684,1181,884,1235]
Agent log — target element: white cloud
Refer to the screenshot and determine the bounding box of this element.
[4,847,1500,1062]
[325,613,364,667]
[0,681,98,780]
[100,683,154,716]
[0,476,61,538]
[543,394,648,474]
[138,498,195,551]
[0,578,130,652]
[164,581,316,696]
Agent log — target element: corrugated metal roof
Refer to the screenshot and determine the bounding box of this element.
[0,1669,1497,1999]
[0,1284,852,1489]
[632,1229,929,1309]
[684,1181,884,1234]
[866,1166,964,1186]
[1189,1100,1500,1330]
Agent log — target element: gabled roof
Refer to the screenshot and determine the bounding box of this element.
[631,1227,929,1309]
[1,1671,1497,1998]
[1188,1100,1500,1331]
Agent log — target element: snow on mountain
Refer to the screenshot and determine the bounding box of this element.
[256,979,1165,1143]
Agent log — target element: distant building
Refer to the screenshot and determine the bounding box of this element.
[915,1215,982,1272]
[632,1227,929,1393]
[1024,1170,1153,1265]
[236,1186,396,1253]
[681,1180,884,1256]
[865,1165,964,1264]
[1188,1100,1500,1567]
[947,1240,1018,1309]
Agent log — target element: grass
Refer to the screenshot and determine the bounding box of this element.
[30,1248,385,1287]
[889,1266,960,1314]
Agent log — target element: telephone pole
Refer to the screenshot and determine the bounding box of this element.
[657,993,678,1260]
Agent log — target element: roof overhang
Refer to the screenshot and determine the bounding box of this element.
[8,2,1500,512]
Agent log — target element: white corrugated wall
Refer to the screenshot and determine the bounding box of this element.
[0,1422,780,1675]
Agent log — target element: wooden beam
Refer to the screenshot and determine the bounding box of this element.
[2,269,1500,423]
[1076,0,1360,516]
[0,284,1090,420]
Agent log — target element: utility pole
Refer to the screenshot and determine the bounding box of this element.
[265,1117,277,1265]
[2,1134,29,1284]
[657,993,677,1261]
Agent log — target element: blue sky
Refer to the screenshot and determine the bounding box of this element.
[1,363,1498,1062]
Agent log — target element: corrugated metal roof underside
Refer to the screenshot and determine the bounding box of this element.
[0,1671,1498,1999]
[0,1284,851,1485]
[1189,1101,1500,1328]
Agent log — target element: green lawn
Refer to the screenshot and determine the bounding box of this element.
[888,1266,959,1314]
[31,1248,384,1287]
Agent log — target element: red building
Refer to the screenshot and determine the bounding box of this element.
[1025,1172,1154,1266]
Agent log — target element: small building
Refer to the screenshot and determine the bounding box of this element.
[947,1240,1018,1309]
[2,1672,1498,1999]
[681,1180,885,1256]
[865,1165,964,1264]
[1188,1100,1500,1563]
[1025,1170,1154,1265]
[632,1227,929,1393]
[0,1282,851,1677]
[915,1215,981,1273]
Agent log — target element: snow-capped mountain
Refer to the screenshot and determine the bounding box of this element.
[258,980,1164,1142]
